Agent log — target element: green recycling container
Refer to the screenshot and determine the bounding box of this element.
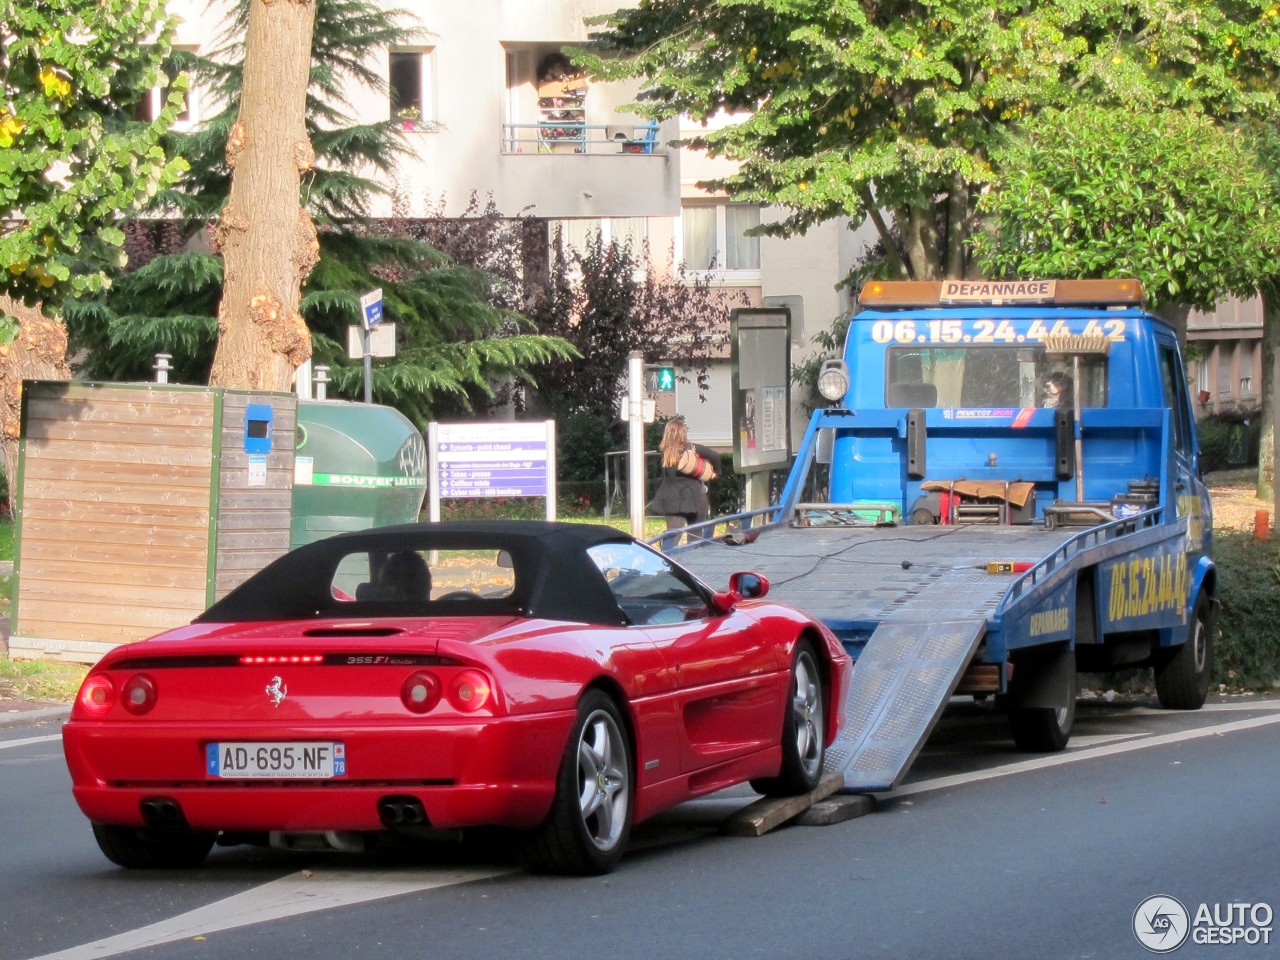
[291,400,427,548]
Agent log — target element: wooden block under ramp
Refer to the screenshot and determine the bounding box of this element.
[795,793,876,827]
[721,773,843,837]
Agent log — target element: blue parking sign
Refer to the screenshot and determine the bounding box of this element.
[360,288,383,329]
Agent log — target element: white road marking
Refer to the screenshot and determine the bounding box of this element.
[889,711,1280,800]
[26,865,514,960]
[0,734,60,750]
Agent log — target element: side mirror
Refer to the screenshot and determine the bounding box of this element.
[729,571,769,600]
[712,572,770,614]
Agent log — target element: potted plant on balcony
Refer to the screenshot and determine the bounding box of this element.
[397,106,421,131]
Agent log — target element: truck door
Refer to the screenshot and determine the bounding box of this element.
[1157,339,1210,556]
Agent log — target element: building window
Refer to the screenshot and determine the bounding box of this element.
[554,217,649,258]
[390,49,436,128]
[681,203,761,272]
[133,50,195,127]
[1240,376,1254,396]
[1217,343,1234,397]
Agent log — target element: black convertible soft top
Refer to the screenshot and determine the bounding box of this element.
[198,520,639,627]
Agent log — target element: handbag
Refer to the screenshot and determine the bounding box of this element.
[677,446,717,483]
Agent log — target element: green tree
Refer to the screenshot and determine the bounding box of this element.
[530,229,744,419]
[65,0,574,419]
[0,0,188,498]
[973,107,1280,318]
[578,1,1280,281]
[975,107,1280,512]
[0,0,188,317]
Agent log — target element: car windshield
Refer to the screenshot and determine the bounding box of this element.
[886,345,1107,409]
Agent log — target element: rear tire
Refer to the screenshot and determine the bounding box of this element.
[1155,594,1214,710]
[751,641,825,796]
[1008,647,1076,752]
[519,691,632,875]
[92,823,216,869]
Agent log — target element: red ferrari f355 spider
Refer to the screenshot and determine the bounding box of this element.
[64,520,850,874]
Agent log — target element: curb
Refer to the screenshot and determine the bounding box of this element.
[0,705,70,727]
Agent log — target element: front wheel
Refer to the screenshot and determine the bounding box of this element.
[92,823,216,869]
[519,691,632,875]
[1155,594,1214,710]
[752,640,825,796]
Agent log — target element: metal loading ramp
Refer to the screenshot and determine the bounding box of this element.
[826,618,986,792]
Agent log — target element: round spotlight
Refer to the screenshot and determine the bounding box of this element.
[817,360,850,403]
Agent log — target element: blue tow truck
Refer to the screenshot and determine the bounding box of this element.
[670,278,1217,792]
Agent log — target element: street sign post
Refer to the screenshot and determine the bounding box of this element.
[358,288,383,402]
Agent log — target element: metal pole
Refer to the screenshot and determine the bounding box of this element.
[153,353,172,384]
[313,365,330,401]
[362,327,373,403]
[1073,354,1084,502]
[627,351,646,539]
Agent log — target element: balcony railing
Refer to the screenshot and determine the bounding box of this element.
[503,121,661,156]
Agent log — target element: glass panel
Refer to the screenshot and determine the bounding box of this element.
[886,346,1107,408]
[610,217,648,252]
[389,51,423,116]
[332,548,515,604]
[682,205,717,270]
[556,219,602,257]
[726,204,761,270]
[587,543,710,624]
[1160,346,1188,452]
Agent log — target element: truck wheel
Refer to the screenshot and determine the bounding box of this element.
[519,691,632,875]
[92,823,216,869]
[1155,594,1214,710]
[1007,648,1076,753]
[751,641,825,796]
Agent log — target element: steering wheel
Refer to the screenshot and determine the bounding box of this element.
[436,591,481,602]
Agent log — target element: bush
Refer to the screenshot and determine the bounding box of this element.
[555,411,622,484]
[1196,409,1261,472]
[1212,531,1280,689]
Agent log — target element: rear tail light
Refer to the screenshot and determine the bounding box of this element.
[448,670,493,713]
[77,675,115,718]
[121,674,158,715]
[400,671,442,714]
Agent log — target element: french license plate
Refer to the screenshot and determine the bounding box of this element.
[206,741,346,779]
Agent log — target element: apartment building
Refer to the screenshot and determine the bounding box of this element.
[161,0,870,452]
[1186,296,1264,419]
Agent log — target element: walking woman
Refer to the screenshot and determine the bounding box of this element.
[647,417,721,550]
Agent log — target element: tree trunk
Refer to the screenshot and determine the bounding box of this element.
[0,296,72,511]
[209,0,318,391]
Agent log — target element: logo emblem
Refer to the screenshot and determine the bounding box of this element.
[1134,895,1190,953]
[265,676,288,708]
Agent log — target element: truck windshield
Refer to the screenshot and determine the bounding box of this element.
[886,346,1107,409]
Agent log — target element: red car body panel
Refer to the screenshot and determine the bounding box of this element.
[63,521,850,841]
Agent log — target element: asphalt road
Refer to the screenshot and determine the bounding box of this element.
[3,694,1278,960]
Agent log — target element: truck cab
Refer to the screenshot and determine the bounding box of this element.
[818,278,1209,542]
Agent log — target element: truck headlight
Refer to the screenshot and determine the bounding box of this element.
[817,360,850,403]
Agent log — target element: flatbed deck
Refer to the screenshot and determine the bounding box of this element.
[673,523,1079,626]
